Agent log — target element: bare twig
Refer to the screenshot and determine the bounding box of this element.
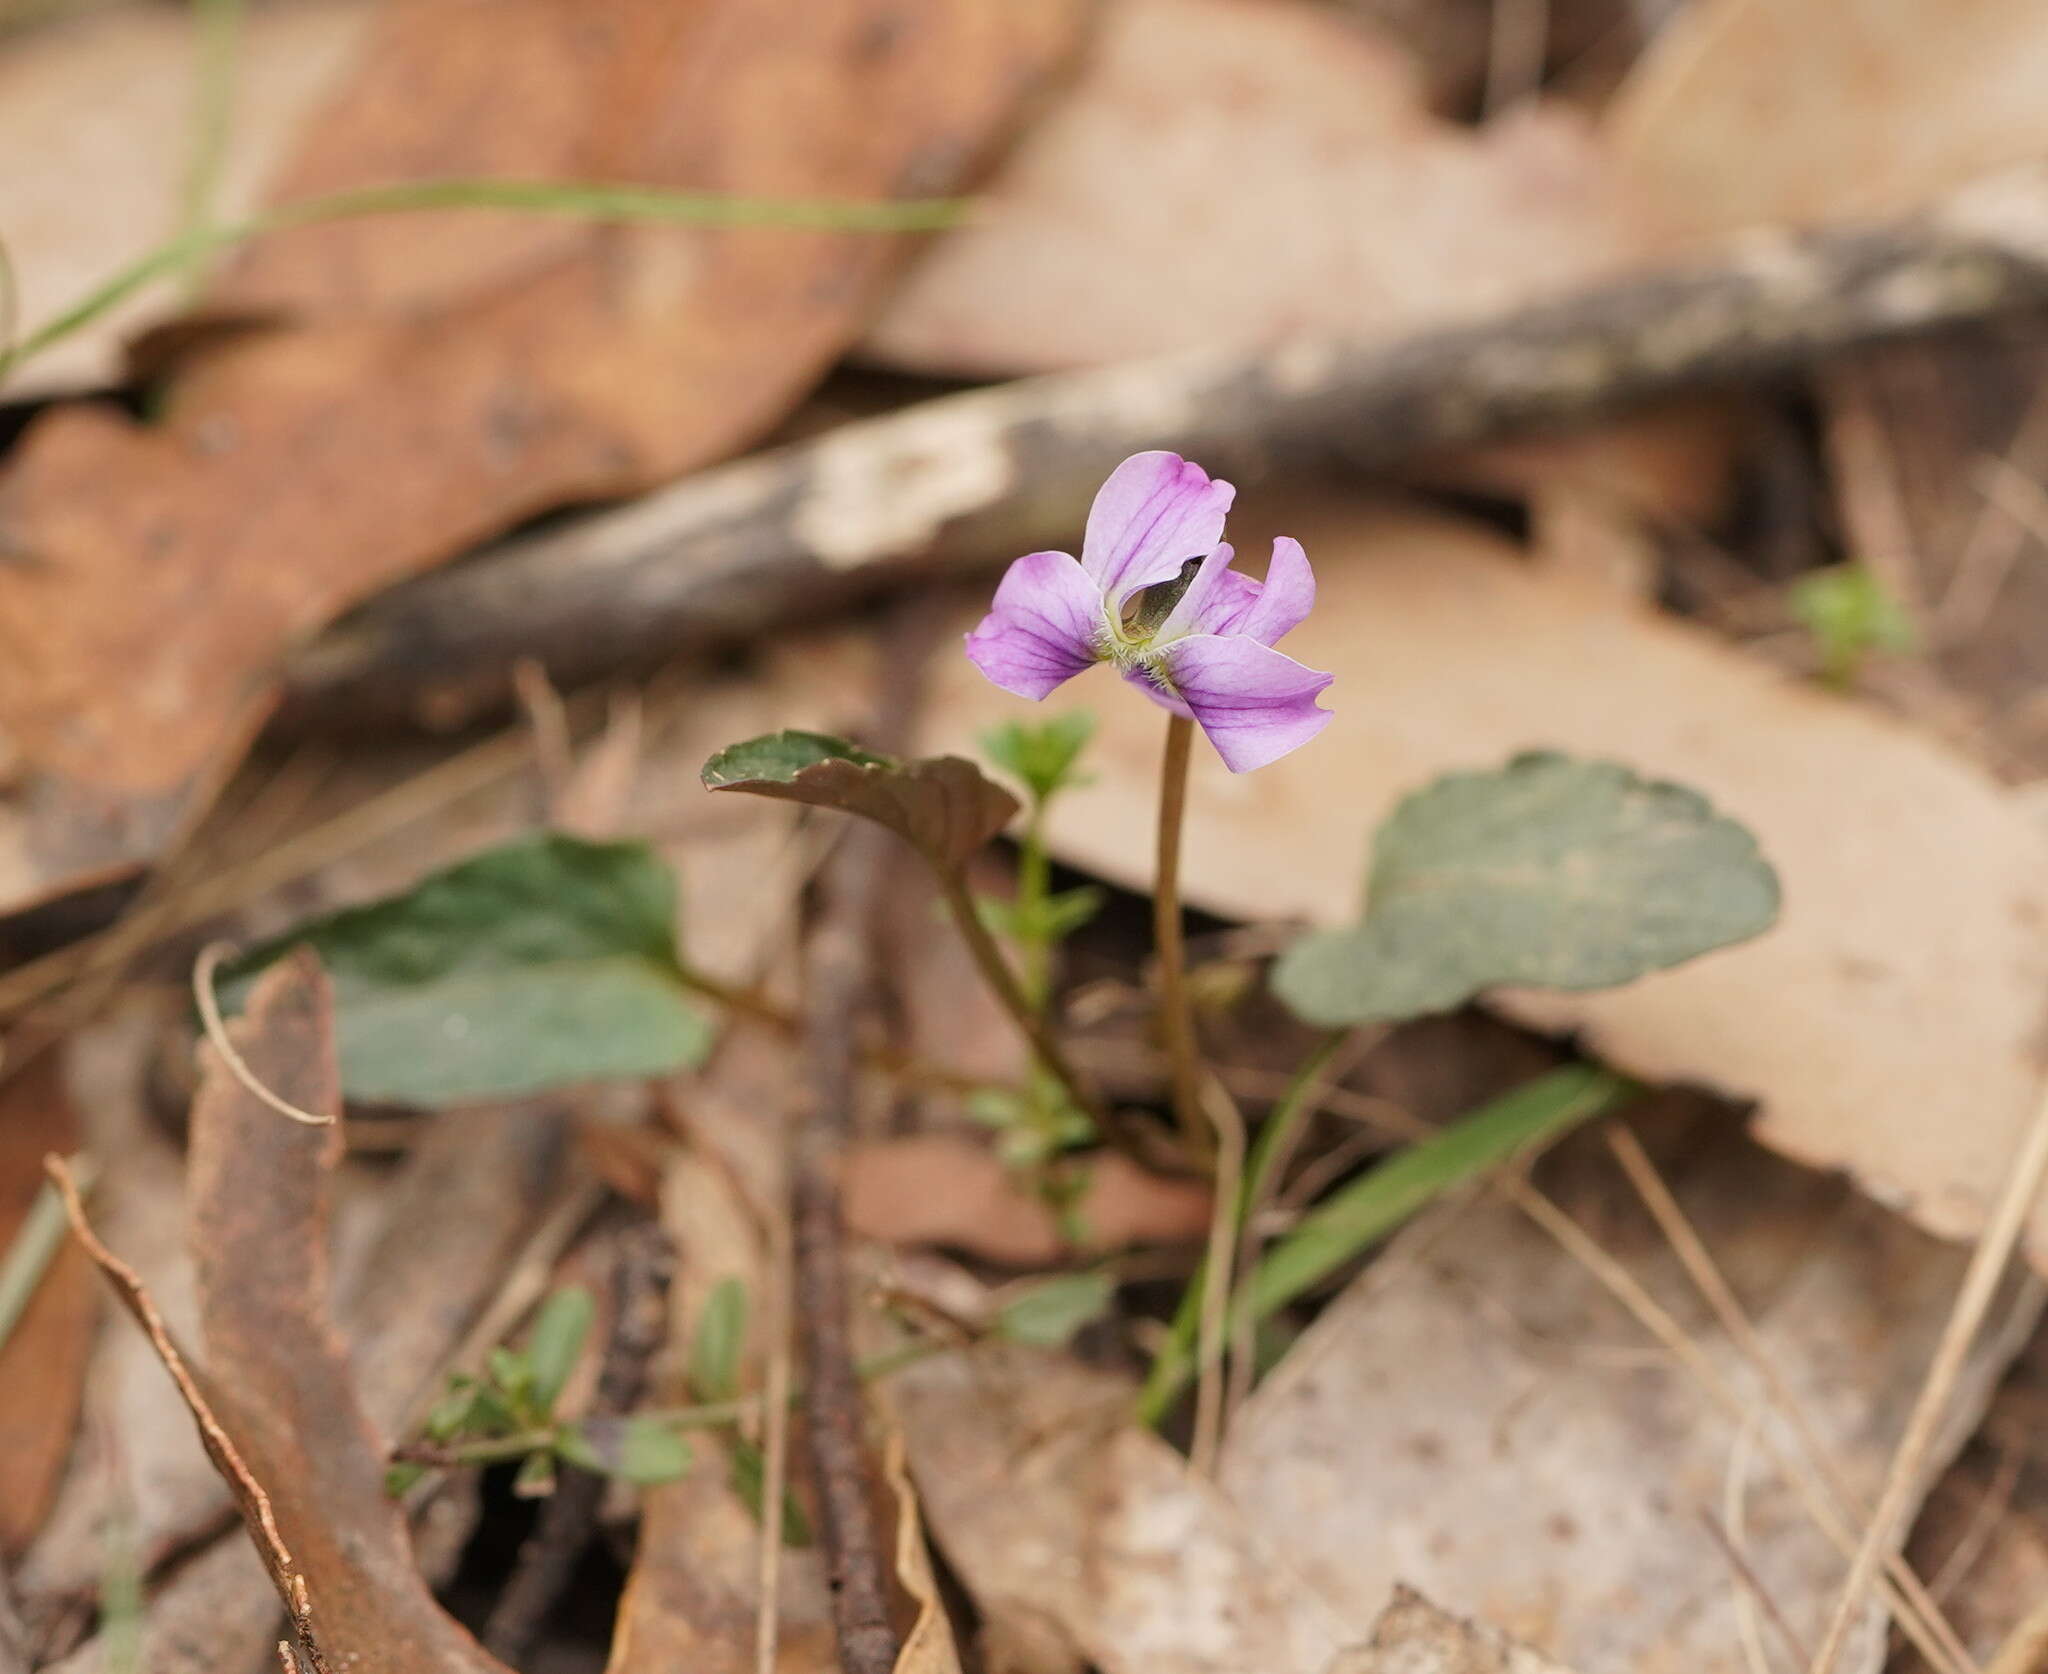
[483,1223,673,1663]
[1809,1081,2048,1674]
[289,161,2048,724]
[793,822,900,1674]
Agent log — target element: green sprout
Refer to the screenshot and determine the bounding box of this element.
[1789,562,1916,689]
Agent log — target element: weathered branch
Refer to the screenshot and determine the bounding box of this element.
[284,163,2048,726]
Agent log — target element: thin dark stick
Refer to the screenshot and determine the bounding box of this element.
[482,1223,673,1663]
[288,162,2048,725]
[795,825,900,1674]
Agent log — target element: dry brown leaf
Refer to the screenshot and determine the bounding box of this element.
[52,954,512,1674]
[896,1344,1356,1674]
[0,0,1082,918]
[842,1136,1210,1265]
[1322,1590,1577,1674]
[881,1425,965,1674]
[864,0,1651,377]
[608,1029,836,1674]
[185,950,510,1673]
[896,489,2048,1261]
[1219,1106,2040,1674]
[1609,0,2048,243]
[0,0,374,398]
[0,1051,93,1556]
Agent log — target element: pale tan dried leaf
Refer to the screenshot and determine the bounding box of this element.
[864,0,1653,376]
[1221,1110,2040,1674]
[896,1345,1356,1674]
[0,0,373,399]
[898,491,2048,1262]
[842,1137,1210,1264]
[1609,0,2048,242]
[1321,1589,1576,1674]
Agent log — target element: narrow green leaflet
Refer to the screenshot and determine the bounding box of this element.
[525,1287,595,1415]
[1273,752,1780,1027]
[702,730,1018,873]
[217,834,714,1105]
[689,1278,749,1405]
[1137,1064,1630,1422]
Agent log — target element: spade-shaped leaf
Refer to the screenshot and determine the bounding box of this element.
[218,834,714,1105]
[1273,753,1779,1027]
[702,730,1018,872]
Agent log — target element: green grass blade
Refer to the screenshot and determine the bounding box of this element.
[1,177,967,381]
[1135,1063,1631,1425]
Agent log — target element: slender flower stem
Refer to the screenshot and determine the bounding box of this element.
[1153,715,1205,1147]
[936,871,1109,1134]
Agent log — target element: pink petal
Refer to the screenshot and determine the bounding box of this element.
[1231,537,1315,646]
[964,550,1105,700]
[1154,634,1334,773]
[1153,535,1315,644]
[1081,451,1235,609]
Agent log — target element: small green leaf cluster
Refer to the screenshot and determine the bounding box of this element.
[387,1286,690,1497]
[980,712,1095,804]
[1788,561,1916,688]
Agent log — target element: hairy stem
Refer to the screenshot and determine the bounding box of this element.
[1153,715,1205,1147]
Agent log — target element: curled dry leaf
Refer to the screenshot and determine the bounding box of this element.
[54,953,513,1674]
[702,732,1019,874]
[0,1052,94,1556]
[842,1136,1211,1265]
[0,0,1082,917]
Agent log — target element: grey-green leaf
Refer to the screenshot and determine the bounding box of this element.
[702,730,1018,872]
[1272,753,1780,1027]
[561,1416,694,1486]
[218,834,714,1105]
[996,1271,1115,1348]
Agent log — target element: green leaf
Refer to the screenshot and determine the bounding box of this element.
[525,1287,595,1416]
[384,1462,428,1497]
[1789,562,1917,686]
[1272,753,1780,1027]
[1136,1064,1630,1423]
[996,1271,1115,1348]
[217,834,714,1105]
[702,731,1018,873]
[689,1278,749,1405]
[559,1416,694,1486]
[730,1438,813,1546]
[487,1347,531,1406]
[512,1447,558,1500]
[981,712,1096,804]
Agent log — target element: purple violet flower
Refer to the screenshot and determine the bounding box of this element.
[964,451,1334,773]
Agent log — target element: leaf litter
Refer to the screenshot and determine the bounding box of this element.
[10,0,2048,1671]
